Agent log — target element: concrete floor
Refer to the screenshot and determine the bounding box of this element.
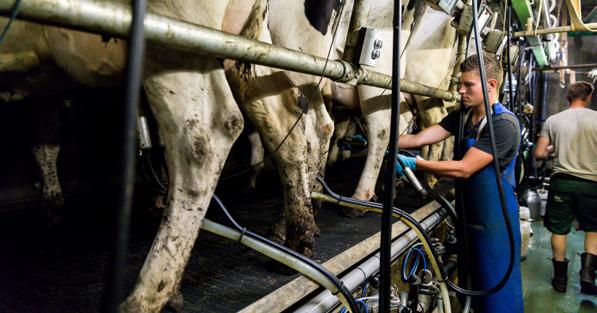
[522,222,597,313]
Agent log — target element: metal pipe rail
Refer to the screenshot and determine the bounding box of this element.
[534,63,597,71]
[0,0,460,102]
[513,22,597,37]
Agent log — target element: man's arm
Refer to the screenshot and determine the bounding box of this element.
[533,136,552,159]
[415,147,493,178]
[399,125,451,149]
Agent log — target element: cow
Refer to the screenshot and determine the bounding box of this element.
[1,1,244,312]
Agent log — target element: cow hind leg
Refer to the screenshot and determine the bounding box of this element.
[277,156,317,257]
[305,91,333,229]
[417,99,447,187]
[31,101,64,224]
[245,130,265,195]
[121,67,242,313]
[245,87,318,258]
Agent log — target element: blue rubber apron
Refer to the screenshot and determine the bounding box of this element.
[460,102,523,313]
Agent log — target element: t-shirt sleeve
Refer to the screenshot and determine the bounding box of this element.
[438,110,460,135]
[473,115,520,167]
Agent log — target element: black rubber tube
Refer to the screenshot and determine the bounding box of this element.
[453,0,515,296]
[506,0,515,111]
[102,1,146,312]
[380,1,402,312]
[211,195,360,313]
[317,175,510,296]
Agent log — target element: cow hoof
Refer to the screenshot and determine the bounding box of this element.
[40,203,63,227]
[266,218,286,244]
[285,232,314,258]
[119,300,143,313]
[313,224,321,237]
[339,207,366,218]
[165,291,184,312]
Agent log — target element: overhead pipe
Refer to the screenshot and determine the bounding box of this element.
[535,63,597,71]
[0,0,459,102]
[294,210,445,313]
[513,22,597,37]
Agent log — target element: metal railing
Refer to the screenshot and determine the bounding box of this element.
[0,0,460,102]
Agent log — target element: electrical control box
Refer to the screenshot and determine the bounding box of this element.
[355,27,383,67]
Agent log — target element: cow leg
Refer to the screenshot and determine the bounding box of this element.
[245,130,265,194]
[327,112,352,167]
[165,285,184,313]
[275,149,317,257]
[243,86,317,257]
[305,89,334,233]
[351,87,390,203]
[348,24,409,207]
[416,98,448,187]
[31,101,64,224]
[327,82,360,167]
[121,63,243,313]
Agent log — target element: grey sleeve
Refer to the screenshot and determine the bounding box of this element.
[473,115,520,169]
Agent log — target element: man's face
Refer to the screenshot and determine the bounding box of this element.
[458,71,497,108]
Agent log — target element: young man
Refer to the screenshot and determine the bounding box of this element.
[396,52,523,313]
[534,81,597,295]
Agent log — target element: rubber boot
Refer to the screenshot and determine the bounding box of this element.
[551,259,568,292]
[580,252,597,295]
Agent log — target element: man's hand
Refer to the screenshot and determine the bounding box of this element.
[395,154,417,176]
[534,136,552,159]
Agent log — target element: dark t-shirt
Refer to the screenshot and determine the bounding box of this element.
[439,109,520,170]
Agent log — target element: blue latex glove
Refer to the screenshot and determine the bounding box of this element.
[395,154,417,176]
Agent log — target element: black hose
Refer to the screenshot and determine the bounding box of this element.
[456,0,515,296]
[317,177,445,272]
[513,43,525,116]
[317,175,510,296]
[424,186,457,223]
[211,195,360,313]
[506,0,515,111]
[380,1,402,312]
[103,1,146,312]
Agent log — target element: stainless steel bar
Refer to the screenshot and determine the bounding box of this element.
[514,22,597,37]
[535,63,597,71]
[0,0,460,101]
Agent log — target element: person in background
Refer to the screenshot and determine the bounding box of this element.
[534,81,597,295]
[396,52,523,313]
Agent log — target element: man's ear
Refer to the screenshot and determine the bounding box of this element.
[487,79,498,91]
